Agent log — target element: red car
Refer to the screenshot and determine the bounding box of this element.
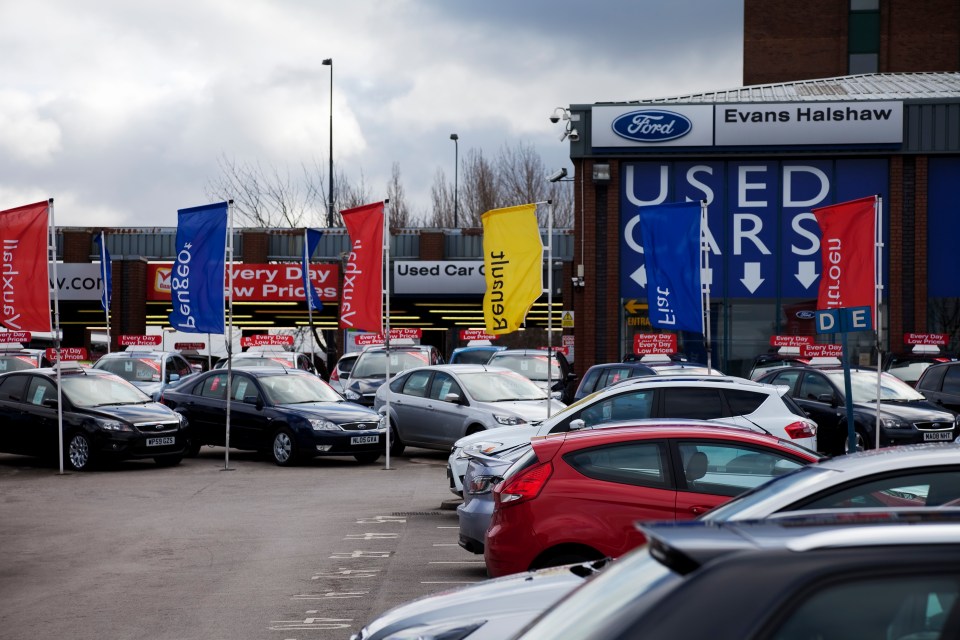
[484,422,823,577]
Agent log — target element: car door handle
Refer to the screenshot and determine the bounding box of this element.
[689,505,710,516]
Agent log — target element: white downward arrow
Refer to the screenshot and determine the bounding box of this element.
[631,265,647,288]
[795,261,819,289]
[740,262,764,293]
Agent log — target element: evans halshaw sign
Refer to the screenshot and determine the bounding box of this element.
[593,101,903,148]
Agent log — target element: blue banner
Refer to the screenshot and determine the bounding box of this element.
[169,202,228,333]
[638,201,703,333]
[94,231,112,312]
[303,228,324,311]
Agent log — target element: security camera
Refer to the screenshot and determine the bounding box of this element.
[549,114,560,124]
[567,128,580,143]
[547,168,568,182]
[549,107,568,124]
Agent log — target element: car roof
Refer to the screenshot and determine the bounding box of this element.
[606,373,773,390]
[98,350,173,359]
[539,422,804,450]
[814,442,960,471]
[400,363,515,375]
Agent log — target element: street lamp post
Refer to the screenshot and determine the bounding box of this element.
[322,58,333,227]
[450,133,458,227]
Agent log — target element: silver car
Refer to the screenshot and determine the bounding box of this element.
[373,364,565,455]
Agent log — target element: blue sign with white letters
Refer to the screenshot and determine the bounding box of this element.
[612,110,693,143]
[816,306,872,334]
[620,159,888,300]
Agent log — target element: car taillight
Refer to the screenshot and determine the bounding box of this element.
[467,475,502,495]
[785,421,816,439]
[495,462,552,507]
[330,368,340,381]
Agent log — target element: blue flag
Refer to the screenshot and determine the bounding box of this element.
[169,202,228,333]
[638,201,703,333]
[94,231,112,312]
[303,228,324,311]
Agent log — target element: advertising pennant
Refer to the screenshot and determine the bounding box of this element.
[169,202,228,333]
[0,201,51,332]
[638,201,703,333]
[303,228,324,311]
[813,195,877,325]
[481,204,543,335]
[94,231,112,312]
[340,202,384,333]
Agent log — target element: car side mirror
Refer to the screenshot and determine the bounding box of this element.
[244,395,263,410]
[444,392,462,404]
[566,372,576,381]
[169,373,180,382]
[42,398,58,409]
[817,393,837,407]
[569,418,586,431]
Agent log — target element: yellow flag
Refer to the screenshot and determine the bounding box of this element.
[481,204,543,334]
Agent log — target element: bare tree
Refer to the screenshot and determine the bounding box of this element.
[497,142,574,228]
[206,155,322,228]
[429,168,456,228]
[460,148,500,226]
[386,162,417,227]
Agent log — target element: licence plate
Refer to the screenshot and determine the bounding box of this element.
[923,431,953,441]
[351,435,379,445]
[147,437,176,447]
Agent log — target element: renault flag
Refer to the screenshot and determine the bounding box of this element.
[169,202,228,333]
[638,201,703,334]
[94,231,112,312]
[481,204,543,335]
[813,195,877,325]
[303,228,324,311]
[340,202,384,333]
[0,201,51,332]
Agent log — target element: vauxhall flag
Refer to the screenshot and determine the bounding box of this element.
[303,228,324,311]
[813,195,878,327]
[637,201,703,334]
[0,201,51,332]
[169,202,228,334]
[340,202,384,333]
[481,204,543,335]
[94,231,112,312]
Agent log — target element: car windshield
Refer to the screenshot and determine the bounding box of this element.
[258,374,342,405]
[61,375,152,407]
[95,357,162,383]
[825,370,926,403]
[452,349,497,365]
[515,546,680,640]
[0,356,39,372]
[458,370,547,402]
[231,357,292,369]
[351,350,430,378]
[701,465,836,521]
[488,354,562,382]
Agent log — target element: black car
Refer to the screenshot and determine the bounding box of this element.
[514,512,960,640]
[884,349,956,387]
[0,365,188,470]
[487,348,577,404]
[916,360,960,415]
[756,366,958,455]
[573,361,656,401]
[161,367,385,466]
[343,345,443,407]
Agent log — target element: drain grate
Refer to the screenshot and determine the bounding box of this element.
[391,511,448,517]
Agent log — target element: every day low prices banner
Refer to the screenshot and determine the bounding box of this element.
[147,263,340,302]
[620,159,888,300]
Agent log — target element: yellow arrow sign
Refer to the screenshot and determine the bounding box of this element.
[623,299,647,315]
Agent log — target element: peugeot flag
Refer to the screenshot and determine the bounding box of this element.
[638,201,703,334]
[169,202,228,333]
[94,231,112,312]
[303,228,324,311]
[0,201,51,332]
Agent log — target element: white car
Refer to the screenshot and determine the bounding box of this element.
[446,374,818,495]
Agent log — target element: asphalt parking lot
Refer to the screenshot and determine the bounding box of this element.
[0,447,482,640]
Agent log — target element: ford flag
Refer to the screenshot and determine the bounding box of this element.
[303,228,324,311]
[169,202,228,333]
[638,201,703,333]
[94,231,112,312]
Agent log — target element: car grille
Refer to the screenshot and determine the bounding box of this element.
[339,421,380,431]
[133,421,180,435]
[915,421,954,431]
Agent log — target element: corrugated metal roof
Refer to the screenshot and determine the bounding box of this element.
[598,72,960,105]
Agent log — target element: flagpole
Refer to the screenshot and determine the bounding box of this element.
[382,199,392,471]
[701,200,712,374]
[874,194,884,450]
[546,200,554,418]
[224,200,234,471]
[305,228,315,357]
[49,199,66,474]
[100,231,112,354]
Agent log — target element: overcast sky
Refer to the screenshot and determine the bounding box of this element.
[0,0,743,228]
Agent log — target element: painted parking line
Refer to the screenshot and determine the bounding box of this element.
[421,581,481,585]
[427,560,486,564]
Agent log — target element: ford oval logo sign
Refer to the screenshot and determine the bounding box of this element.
[612,110,692,142]
[795,310,816,320]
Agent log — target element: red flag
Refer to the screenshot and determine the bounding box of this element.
[340,202,384,332]
[0,201,51,332]
[813,195,876,321]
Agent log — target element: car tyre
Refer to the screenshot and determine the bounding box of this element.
[389,427,405,456]
[185,439,202,458]
[154,455,183,467]
[66,432,95,471]
[271,427,299,466]
[353,452,380,464]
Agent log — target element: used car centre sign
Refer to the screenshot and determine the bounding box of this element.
[393,261,486,295]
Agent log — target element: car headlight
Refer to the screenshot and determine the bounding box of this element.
[96,419,133,432]
[457,441,504,458]
[345,390,361,400]
[955,414,960,427]
[176,412,188,428]
[882,417,907,429]
[308,418,340,431]
[494,414,527,426]
[378,414,388,431]
[383,620,485,640]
